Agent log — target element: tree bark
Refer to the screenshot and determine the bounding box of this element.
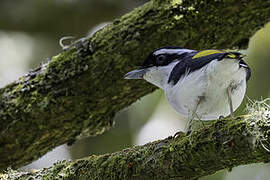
[0,0,270,172]
[1,102,270,179]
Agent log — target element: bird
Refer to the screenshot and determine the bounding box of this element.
[124,47,251,132]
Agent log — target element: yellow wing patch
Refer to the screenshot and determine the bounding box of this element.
[227,54,236,59]
[192,50,224,59]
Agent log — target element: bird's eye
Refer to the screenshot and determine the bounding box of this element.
[156,55,167,65]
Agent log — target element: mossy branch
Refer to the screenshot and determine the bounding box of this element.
[0,0,270,171]
[1,99,270,179]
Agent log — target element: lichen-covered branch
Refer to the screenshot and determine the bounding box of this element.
[0,0,270,170]
[2,99,270,179]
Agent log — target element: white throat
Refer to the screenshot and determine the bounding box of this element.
[143,61,179,89]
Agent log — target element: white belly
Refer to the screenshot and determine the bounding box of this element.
[164,60,247,120]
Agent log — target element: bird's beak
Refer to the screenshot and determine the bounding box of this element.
[124,69,147,79]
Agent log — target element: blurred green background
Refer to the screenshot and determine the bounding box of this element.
[0,1,269,179]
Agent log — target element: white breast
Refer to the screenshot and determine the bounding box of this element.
[164,59,247,120]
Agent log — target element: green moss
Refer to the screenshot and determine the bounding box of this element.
[170,0,183,7]
[1,0,270,172]
[31,113,266,179]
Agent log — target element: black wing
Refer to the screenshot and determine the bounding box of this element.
[239,59,251,81]
[168,53,226,85]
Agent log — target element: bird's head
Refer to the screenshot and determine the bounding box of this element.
[141,46,195,68]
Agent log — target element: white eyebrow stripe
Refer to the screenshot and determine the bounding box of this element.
[153,49,195,56]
